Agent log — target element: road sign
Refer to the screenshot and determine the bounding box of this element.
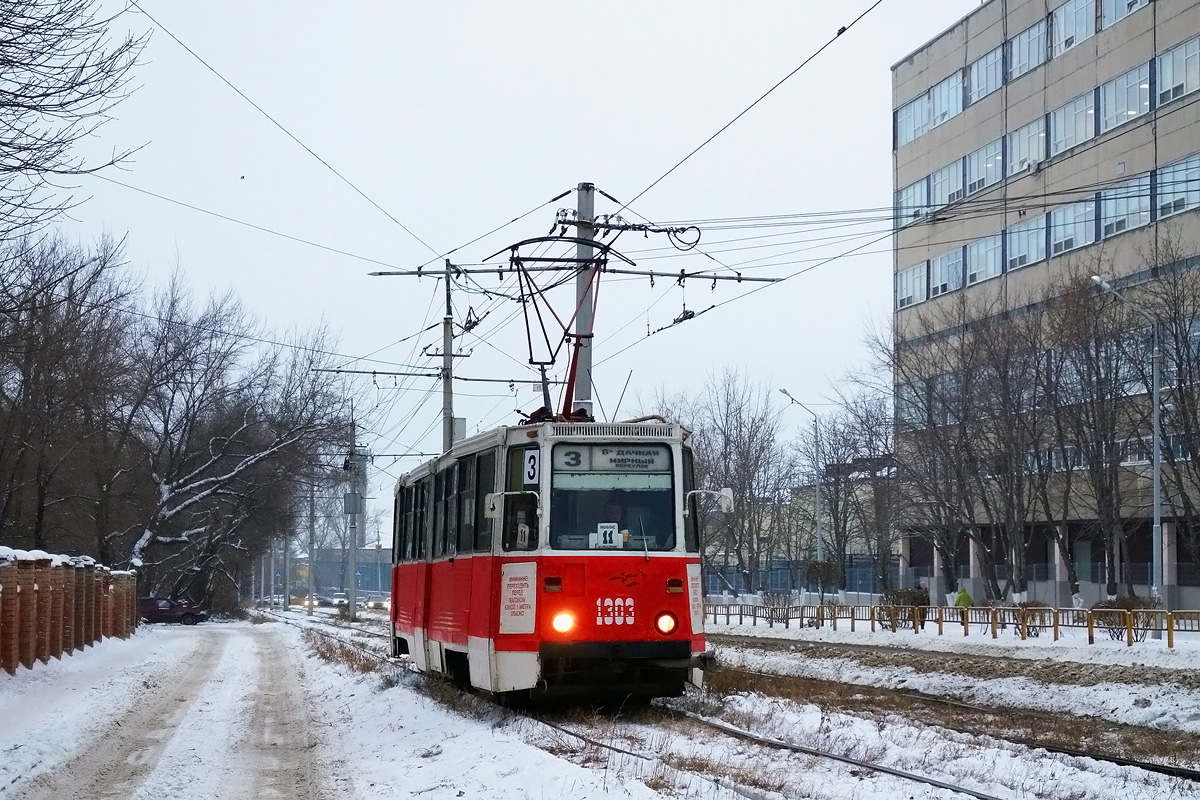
[275,571,281,578]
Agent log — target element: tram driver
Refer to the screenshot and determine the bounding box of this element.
[602,498,630,545]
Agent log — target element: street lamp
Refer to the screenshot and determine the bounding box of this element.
[1091,275,1166,619]
[779,388,824,563]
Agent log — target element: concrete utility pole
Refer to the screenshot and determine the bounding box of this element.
[1091,276,1167,633]
[574,182,596,415]
[307,480,315,617]
[346,424,360,623]
[283,536,290,608]
[780,389,824,563]
[442,258,455,452]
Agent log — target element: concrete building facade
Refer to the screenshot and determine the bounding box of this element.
[890,0,1200,607]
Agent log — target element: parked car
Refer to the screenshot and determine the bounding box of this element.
[139,597,208,625]
[331,592,349,607]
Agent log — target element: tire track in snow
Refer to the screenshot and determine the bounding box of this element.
[8,628,228,800]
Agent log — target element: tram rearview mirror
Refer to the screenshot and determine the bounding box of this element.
[483,493,503,520]
[719,487,734,513]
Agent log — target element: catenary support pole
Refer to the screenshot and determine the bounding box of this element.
[574,182,596,414]
[443,258,455,452]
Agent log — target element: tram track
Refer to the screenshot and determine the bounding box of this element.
[267,610,1198,796]
[712,665,1200,784]
[270,613,1005,797]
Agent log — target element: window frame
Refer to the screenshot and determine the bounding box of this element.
[1102,0,1148,28]
[1100,174,1151,238]
[1158,36,1200,105]
[966,139,1004,195]
[895,94,930,148]
[895,263,928,310]
[929,248,964,297]
[1051,0,1095,57]
[1006,214,1047,270]
[895,179,929,228]
[930,72,964,127]
[968,46,1003,105]
[1050,199,1097,255]
[1008,20,1048,81]
[1050,92,1095,156]
[930,162,964,208]
[1007,117,1046,175]
[1158,154,1200,219]
[1100,63,1151,133]
[966,234,1002,285]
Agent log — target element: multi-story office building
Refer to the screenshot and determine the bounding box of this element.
[890,0,1200,607]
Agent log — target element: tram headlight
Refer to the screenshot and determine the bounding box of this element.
[654,612,678,635]
[552,612,575,633]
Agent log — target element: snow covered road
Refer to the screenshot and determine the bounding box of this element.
[2,624,327,800]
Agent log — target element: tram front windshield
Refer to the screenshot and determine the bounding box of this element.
[549,443,675,551]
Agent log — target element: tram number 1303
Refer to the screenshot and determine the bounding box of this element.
[596,597,635,626]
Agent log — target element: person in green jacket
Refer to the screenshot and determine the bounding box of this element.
[954,585,973,627]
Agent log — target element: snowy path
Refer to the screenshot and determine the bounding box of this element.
[3,625,329,800]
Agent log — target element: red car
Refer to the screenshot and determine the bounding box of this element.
[138,597,208,625]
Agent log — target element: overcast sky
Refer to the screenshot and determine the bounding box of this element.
[67,1,980,540]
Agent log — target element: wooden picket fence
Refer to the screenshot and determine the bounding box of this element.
[704,602,1200,648]
[0,556,139,675]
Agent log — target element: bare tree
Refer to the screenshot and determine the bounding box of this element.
[0,0,144,240]
[657,367,796,595]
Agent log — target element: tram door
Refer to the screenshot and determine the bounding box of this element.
[407,477,434,672]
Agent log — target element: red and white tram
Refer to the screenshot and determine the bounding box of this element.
[389,416,718,701]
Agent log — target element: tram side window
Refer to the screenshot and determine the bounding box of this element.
[400,489,410,563]
[415,478,430,559]
[683,448,699,553]
[432,472,446,558]
[457,455,476,553]
[503,446,539,551]
[402,484,416,560]
[443,462,458,556]
[475,450,496,552]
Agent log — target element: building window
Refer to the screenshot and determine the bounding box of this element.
[929,248,964,297]
[1050,92,1095,156]
[1102,0,1148,28]
[895,179,928,228]
[966,234,1002,284]
[1009,20,1048,81]
[931,72,964,127]
[1158,36,1200,105]
[930,162,963,208]
[895,94,930,148]
[1100,174,1150,237]
[1100,63,1151,132]
[966,139,1003,194]
[896,381,927,431]
[1050,199,1096,254]
[1051,0,1095,56]
[1158,154,1200,218]
[895,263,928,310]
[1007,118,1046,175]
[1006,215,1046,270]
[968,46,1003,104]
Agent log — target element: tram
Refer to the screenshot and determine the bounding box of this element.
[389,415,726,701]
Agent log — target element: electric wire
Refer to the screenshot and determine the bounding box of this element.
[613,0,886,214]
[129,1,440,258]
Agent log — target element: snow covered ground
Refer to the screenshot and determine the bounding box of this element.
[1,614,1197,799]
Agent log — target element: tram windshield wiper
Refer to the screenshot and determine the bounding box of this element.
[639,516,649,561]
